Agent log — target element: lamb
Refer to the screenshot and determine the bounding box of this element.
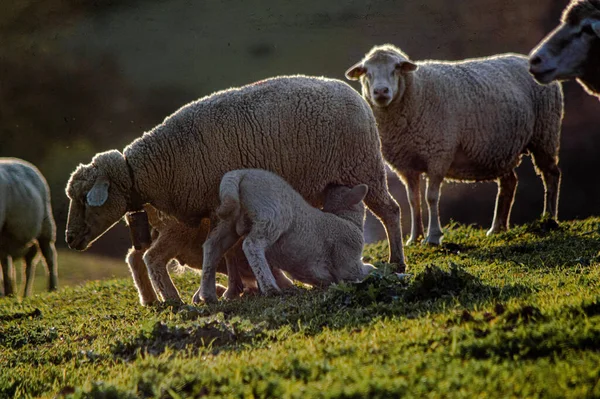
[529,0,600,98]
[345,45,564,245]
[197,168,375,301]
[0,158,58,297]
[65,75,406,304]
[124,205,293,305]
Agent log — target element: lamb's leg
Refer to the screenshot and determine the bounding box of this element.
[531,150,561,220]
[195,220,240,304]
[1,256,16,296]
[488,170,518,235]
[23,245,39,297]
[143,239,183,304]
[221,241,246,300]
[272,267,294,290]
[402,172,423,245]
[125,247,159,305]
[425,175,444,245]
[363,180,407,271]
[241,235,281,296]
[38,238,58,292]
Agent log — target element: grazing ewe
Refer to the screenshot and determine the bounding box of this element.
[529,0,600,98]
[197,169,374,302]
[125,205,292,305]
[346,45,564,245]
[65,75,406,304]
[0,158,58,296]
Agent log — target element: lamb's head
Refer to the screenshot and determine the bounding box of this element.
[65,150,131,250]
[345,44,418,108]
[322,184,369,228]
[529,0,600,93]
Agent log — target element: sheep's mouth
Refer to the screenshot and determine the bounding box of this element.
[372,94,392,107]
[530,67,557,84]
[66,230,90,251]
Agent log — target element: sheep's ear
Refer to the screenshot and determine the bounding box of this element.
[345,62,366,80]
[396,61,418,73]
[86,175,110,207]
[591,21,600,37]
[344,184,369,206]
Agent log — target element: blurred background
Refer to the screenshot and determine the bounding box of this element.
[1,0,599,266]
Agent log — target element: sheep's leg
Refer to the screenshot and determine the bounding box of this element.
[143,240,183,304]
[221,242,246,300]
[195,220,240,304]
[531,150,561,220]
[23,245,39,297]
[363,181,406,271]
[241,235,281,296]
[272,267,294,290]
[488,170,518,235]
[425,176,444,245]
[402,172,424,245]
[1,256,16,296]
[125,247,159,305]
[38,238,58,292]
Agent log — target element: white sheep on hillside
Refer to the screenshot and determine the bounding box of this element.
[124,205,293,305]
[65,75,406,304]
[346,45,564,245]
[0,158,58,297]
[198,169,374,300]
[529,0,600,98]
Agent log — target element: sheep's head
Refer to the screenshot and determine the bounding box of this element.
[65,150,131,251]
[529,0,600,90]
[345,44,418,108]
[322,184,369,229]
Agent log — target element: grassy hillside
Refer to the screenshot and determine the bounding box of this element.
[1,218,600,398]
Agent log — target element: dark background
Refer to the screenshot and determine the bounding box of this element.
[1,0,598,257]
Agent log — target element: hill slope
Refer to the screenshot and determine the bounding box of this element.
[1,218,600,398]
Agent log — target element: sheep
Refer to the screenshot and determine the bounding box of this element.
[197,168,375,301]
[529,0,600,98]
[65,75,406,303]
[124,205,293,305]
[0,158,58,297]
[345,45,564,245]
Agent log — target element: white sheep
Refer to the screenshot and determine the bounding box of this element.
[124,205,293,305]
[529,0,600,98]
[0,158,58,297]
[346,45,564,245]
[198,168,375,300]
[65,75,406,304]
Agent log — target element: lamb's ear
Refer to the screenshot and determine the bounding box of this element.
[396,61,418,73]
[591,21,600,37]
[344,184,369,206]
[345,62,367,80]
[86,175,110,207]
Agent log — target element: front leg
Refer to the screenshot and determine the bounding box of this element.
[425,175,444,245]
[125,247,159,305]
[222,241,246,300]
[402,171,423,245]
[143,240,183,304]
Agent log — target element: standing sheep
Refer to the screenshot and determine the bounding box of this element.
[346,45,563,245]
[0,158,58,297]
[65,75,406,303]
[125,205,293,305]
[198,169,375,301]
[529,0,600,98]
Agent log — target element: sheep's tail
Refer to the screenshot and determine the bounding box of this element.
[217,171,244,221]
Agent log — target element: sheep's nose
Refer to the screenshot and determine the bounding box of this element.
[373,87,390,96]
[65,232,76,245]
[529,54,542,66]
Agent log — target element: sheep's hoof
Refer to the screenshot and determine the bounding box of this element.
[261,287,282,297]
[486,226,506,236]
[222,287,243,300]
[192,290,218,305]
[216,284,228,298]
[423,235,443,246]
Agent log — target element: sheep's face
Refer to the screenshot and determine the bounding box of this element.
[346,52,418,108]
[529,16,600,84]
[65,168,128,251]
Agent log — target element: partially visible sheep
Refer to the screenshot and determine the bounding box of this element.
[124,205,293,305]
[529,0,600,98]
[65,75,406,304]
[0,158,58,296]
[346,45,563,245]
[197,169,374,301]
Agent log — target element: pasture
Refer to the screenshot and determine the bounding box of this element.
[1,218,600,398]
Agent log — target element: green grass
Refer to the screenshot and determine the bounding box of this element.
[2,218,600,398]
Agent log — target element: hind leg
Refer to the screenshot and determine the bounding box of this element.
[424,175,444,245]
[143,238,183,304]
[531,149,561,220]
[241,234,281,296]
[1,256,16,296]
[38,238,58,292]
[401,171,424,245]
[487,170,518,235]
[23,245,39,297]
